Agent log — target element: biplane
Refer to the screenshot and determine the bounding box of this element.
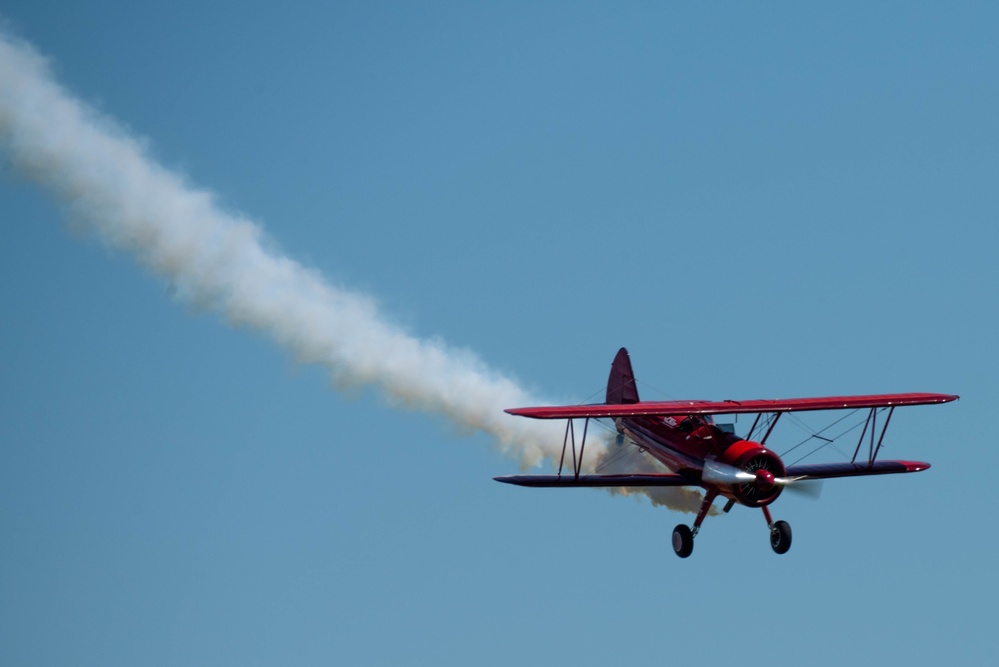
[496,348,957,557]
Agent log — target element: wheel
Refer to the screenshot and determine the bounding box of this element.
[672,524,694,558]
[770,520,792,554]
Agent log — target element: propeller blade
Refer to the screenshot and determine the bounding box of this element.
[702,460,755,485]
[776,476,824,499]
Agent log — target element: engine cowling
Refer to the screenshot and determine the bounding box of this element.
[717,440,787,507]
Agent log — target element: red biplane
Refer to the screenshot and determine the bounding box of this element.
[496,348,957,557]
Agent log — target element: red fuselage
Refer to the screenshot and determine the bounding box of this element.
[619,415,786,507]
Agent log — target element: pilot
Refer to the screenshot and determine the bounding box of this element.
[677,414,712,432]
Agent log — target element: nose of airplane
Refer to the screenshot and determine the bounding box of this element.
[755,468,776,490]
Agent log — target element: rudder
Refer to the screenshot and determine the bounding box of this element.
[606,347,640,404]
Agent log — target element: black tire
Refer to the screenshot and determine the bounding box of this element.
[672,524,694,558]
[770,520,792,554]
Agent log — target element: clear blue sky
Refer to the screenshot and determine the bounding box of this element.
[1,2,996,665]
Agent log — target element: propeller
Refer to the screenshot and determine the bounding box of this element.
[782,477,823,499]
[702,459,756,485]
[702,460,823,499]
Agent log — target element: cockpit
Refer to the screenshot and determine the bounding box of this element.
[677,414,714,432]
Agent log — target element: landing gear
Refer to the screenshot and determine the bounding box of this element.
[671,489,718,558]
[770,520,792,554]
[672,524,694,558]
[762,505,792,554]
[670,495,794,557]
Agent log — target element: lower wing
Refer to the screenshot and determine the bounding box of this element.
[784,460,930,479]
[495,460,929,488]
[494,473,691,488]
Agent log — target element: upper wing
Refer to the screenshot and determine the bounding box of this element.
[506,392,958,419]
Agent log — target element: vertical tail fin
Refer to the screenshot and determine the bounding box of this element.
[606,347,640,405]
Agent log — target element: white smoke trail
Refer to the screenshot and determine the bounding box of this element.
[0,29,706,513]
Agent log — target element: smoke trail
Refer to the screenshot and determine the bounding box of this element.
[0,29,707,514]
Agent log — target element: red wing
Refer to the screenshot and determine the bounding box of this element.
[784,460,930,479]
[493,473,692,488]
[506,393,958,419]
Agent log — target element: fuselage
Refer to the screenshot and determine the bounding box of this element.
[619,414,786,507]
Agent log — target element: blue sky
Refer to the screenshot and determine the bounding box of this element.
[1,2,996,665]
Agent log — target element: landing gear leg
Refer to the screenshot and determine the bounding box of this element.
[672,489,718,559]
[761,505,792,555]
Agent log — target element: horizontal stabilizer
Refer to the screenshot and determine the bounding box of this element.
[494,473,691,488]
[784,460,930,480]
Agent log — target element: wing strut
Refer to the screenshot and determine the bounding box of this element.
[851,406,895,467]
[761,412,782,444]
[744,412,763,441]
[558,418,591,480]
[746,412,782,444]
